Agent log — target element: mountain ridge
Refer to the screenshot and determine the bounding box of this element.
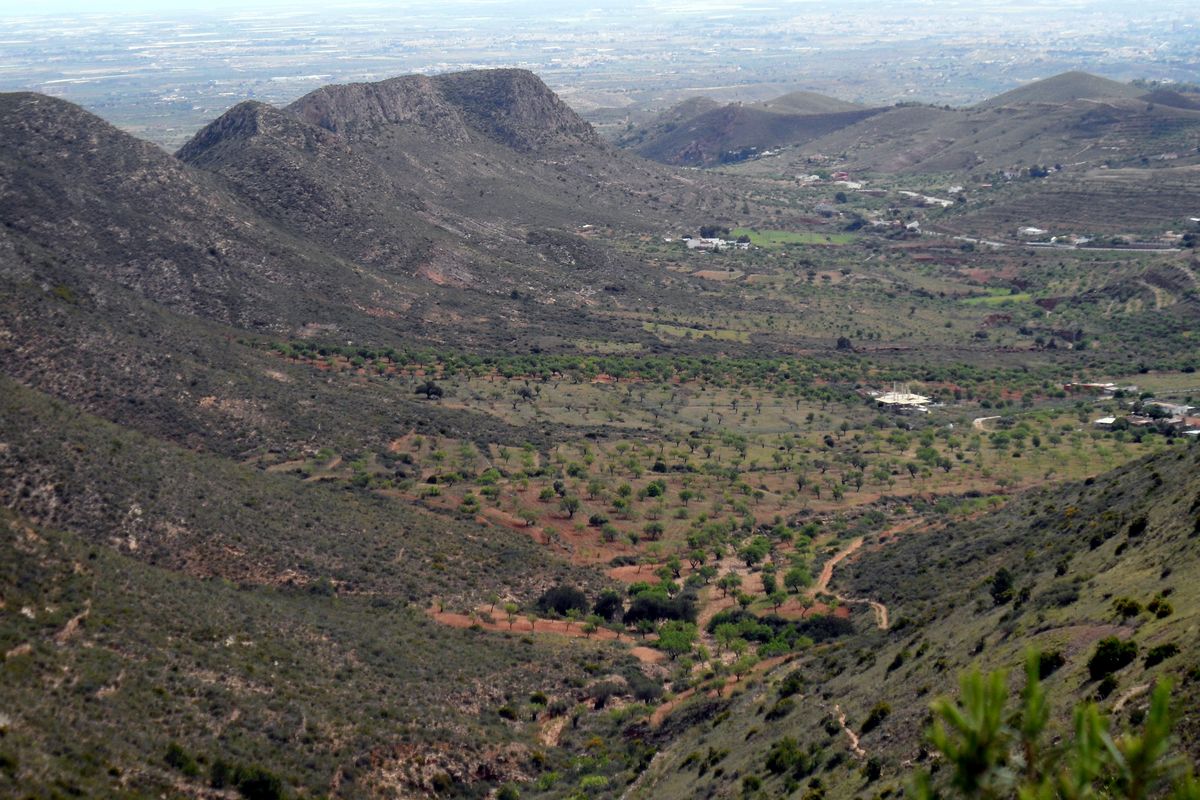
[285,68,604,153]
[975,70,1144,109]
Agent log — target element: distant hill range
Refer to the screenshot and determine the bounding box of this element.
[620,71,1200,173]
[617,88,886,167]
[0,68,754,476]
[1,69,746,353]
[972,70,1143,108]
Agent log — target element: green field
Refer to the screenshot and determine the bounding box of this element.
[731,227,857,248]
[962,290,1034,306]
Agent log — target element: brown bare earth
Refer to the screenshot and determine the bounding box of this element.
[427,605,665,664]
[834,703,867,758]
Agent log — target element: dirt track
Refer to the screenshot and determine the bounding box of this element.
[812,532,901,631]
[834,703,867,758]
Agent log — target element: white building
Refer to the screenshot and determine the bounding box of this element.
[684,237,750,251]
[875,383,931,412]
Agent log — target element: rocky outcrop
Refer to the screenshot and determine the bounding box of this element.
[287,73,470,143]
[286,68,601,152]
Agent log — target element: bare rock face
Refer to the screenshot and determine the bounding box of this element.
[288,73,470,143]
[431,68,603,152]
[286,68,601,152]
[176,99,348,166]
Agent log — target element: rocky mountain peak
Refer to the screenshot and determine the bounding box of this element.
[285,68,600,152]
[175,100,346,166]
[431,68,602,152]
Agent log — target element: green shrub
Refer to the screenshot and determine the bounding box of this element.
[1147,596,1173,618]
[1036,650,1065,679]
[164,742,199,778]
[777,669,805,698]
[535,585,589,616]
[579,774,608,791]
[211,762,285,800]
[1112,597,1142,618]
[765,697,796,722]
[1087,637,1138,680]
[766,737,801,774]
[1144,642,1180,668]
[861,702,891,734]
[989,568,1014,606]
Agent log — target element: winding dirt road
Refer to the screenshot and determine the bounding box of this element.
[834,703,867,758]
[812,537,890,630]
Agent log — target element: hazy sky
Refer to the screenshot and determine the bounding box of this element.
[0,0,1174,15]
[0,0,330,12]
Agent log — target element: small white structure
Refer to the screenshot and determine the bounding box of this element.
[876,383,931,412]
[1018,226,1048,237]
[1093,416,1117,428]
[684,237,749,251]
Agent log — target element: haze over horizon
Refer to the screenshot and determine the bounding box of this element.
[2,0,1197,149]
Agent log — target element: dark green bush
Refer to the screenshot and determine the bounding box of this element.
[766,697,796,722]
[1036,650,1065,679]
[1147,596,1173,618]
[1144,642,1180,668]
[164,742,199,778]
[1112,597,1142,618]
[535,585,589,616]
[766,737,802,774]
[1087,636,1138,680]
[861,702,891,734]
[990,568,1014,606]
[593,589,622,621]
[777,669,805,698]
[211,761,285,800]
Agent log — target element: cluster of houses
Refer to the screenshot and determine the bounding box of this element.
[680,236,751,251]
[1094,400,1200,437]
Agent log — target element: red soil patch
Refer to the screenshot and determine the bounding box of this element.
[770,599,845,620]
[607,564,660,583]
[427,605,664,664]
[630,646,668,665]
[697,593,736,630]
[477,507,541,537]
